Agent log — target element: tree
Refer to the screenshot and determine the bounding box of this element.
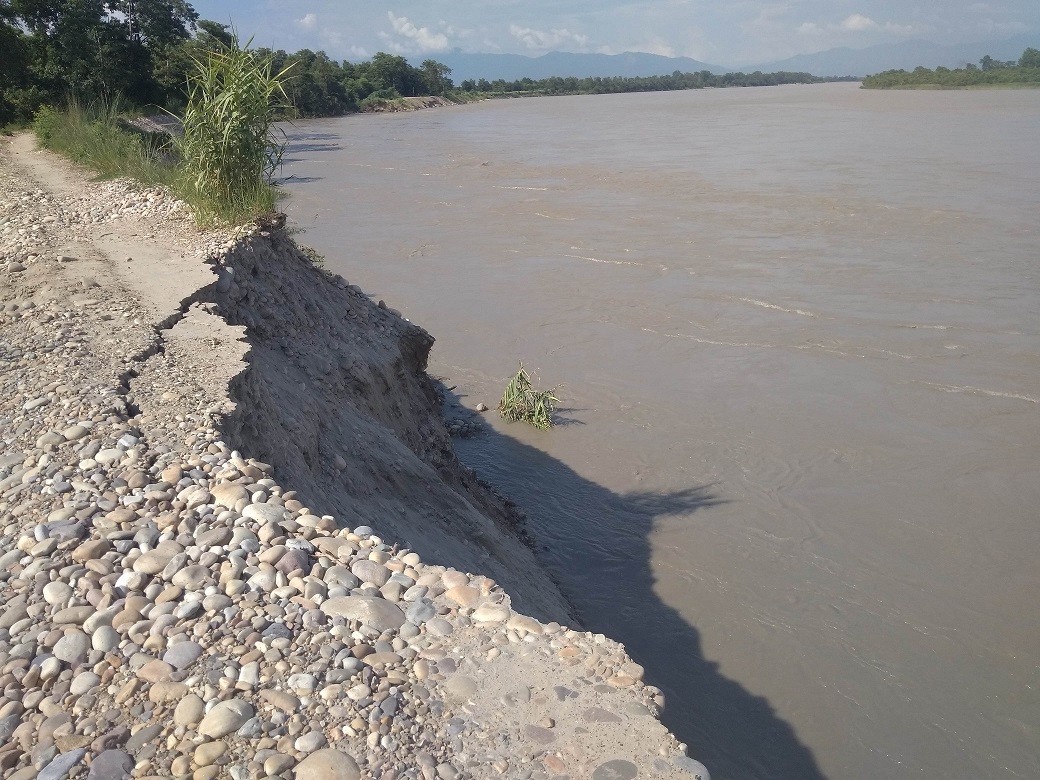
[419,58,452,95]
[116,0,197,47]
[367,52,416,96]
[1020,48,1040,68]
[1,0,202,118]
[0,6,34,124]
[196,19,232,49]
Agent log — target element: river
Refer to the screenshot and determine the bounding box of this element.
[279,83,1040,779]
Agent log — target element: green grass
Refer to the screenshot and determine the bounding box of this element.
[31,40,293,228]
[499,364,559,430]
[32,99,178,187]
[868,82,1040,90]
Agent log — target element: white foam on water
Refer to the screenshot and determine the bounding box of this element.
[916,382,1039,405]
[738,297,818,318]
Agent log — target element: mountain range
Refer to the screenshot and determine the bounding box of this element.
[747,34,1040,76]
[420,34,1039,82]
[429,50,727,82]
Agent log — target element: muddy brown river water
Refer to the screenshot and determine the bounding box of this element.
[280,83,1040,779]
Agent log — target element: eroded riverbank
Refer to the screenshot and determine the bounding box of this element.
[0,136,707,779]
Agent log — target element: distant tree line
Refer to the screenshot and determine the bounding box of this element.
[457,69,854,96]
[259,51,454,117]
[0,0,456,125]
[3,0,926,129]
[862,48,1040,89]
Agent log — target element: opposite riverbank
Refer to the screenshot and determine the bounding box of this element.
[0,134,709,780]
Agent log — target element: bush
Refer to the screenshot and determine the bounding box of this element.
[176,37,293,225]
[31,105,60,144]
[499,364,559,430]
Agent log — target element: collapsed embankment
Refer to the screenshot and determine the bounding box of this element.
[361,96,477,113]
[0,134,708,779]
[203,229,573,624]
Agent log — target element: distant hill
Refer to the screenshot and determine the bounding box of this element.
[420,35,1040,85]
[418,50,729,83]
[745,34,1040,77]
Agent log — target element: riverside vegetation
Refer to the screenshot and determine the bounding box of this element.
[0,1,465,127]
[30,34,289,227]
[862,47,1040,89]
[454,70,856,97]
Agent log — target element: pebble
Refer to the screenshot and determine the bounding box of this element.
[293,749,361,780]
[38,748,88,780]
[198,699,254,738]
[92,625,120,652]
[43,581,73,605]
[53,630,91,664]
[319,595,406,633]
[70,671,101,695]
[588,760,643,780]
[472,603,510,623]
[194,741,227,766]
[86,750,133,780]
[163,640,203,669]
[295,730,328,752]
[174,694,205,727]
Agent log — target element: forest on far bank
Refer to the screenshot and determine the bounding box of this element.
[454,70,855,96]
[862,48,1040,89]
[0,0,458,125]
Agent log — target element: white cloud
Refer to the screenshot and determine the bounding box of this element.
[509,24,589,51]
[883,21,915,36]
[296,13,317,31]
[386,11,449,52]
[799,13,913,38]
[840,14,878,32]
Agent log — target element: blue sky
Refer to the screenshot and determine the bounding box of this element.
[188,1,1040,65]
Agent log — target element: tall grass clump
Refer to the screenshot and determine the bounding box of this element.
[499,363,560,430]
[32,98,175,186]
[175,38,293,225]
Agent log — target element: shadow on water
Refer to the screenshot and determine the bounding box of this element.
[279,130,345,172]
[443,387,826,780]
[277,175,324,185]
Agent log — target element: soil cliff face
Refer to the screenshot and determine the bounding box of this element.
[207,231,571,622]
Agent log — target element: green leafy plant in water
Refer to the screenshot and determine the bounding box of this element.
[499,363,560,430]
[174,36,294,225]
[298,243,326,268]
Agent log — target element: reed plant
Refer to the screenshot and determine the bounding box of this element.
[499,364,559,430]
[175,38,294,225]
